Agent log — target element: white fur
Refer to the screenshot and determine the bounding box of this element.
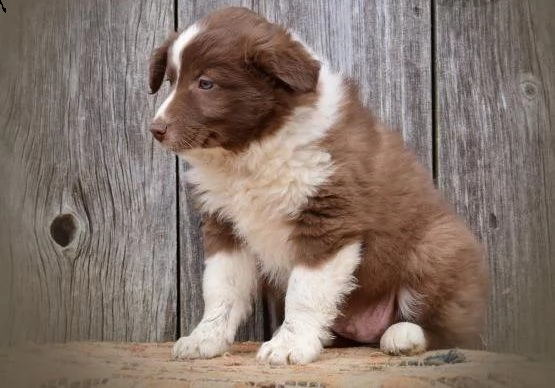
[181,65,344,287]
[256,242,362,365]
[154,24,201,121]
[397,287,424,321]
[172,249,257,359]
[380,322,428,356]
[171,23,201,71]
[154,89,176,120]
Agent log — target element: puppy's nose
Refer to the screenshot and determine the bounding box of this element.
[150,119,167,141]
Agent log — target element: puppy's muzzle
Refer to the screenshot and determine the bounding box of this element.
[150,119,168,142]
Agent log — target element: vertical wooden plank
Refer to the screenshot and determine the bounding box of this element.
[0,0,177,344]
[260,0,433,170]
[436,0,555,356]
[175,0,265,341]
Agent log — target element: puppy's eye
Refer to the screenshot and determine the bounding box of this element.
[198,78,214,90]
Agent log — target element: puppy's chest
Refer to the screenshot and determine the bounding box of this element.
[187,146,333,279]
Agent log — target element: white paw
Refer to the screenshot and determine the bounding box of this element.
[380,322,427,356]
[256,326,322,365]
[172,324,229,360]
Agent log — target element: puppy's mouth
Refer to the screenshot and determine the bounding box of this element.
[165,129,220,153]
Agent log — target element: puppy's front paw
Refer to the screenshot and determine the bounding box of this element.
[172,326,229,360]
[380,322,427,356]
[256,327,322,365]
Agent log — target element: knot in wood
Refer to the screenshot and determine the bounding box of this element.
[520,80,538,100]
[50,214,78,247]
[489,213,498,229]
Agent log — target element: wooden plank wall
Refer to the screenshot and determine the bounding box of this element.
[0,0,178,344]
[435,0,555,355]
[0,0,553,357]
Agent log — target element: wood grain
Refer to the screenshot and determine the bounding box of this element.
[0,0,177,344]
[435,0,555,356]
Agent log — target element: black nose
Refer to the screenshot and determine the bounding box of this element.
[150,119,167,142]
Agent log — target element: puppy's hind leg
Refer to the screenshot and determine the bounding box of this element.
[381,218,489,355]
[380,321,428,355]
[380,281,487,355]
[380,287,429,355]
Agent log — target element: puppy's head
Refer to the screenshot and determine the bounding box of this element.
[148,7,320,153]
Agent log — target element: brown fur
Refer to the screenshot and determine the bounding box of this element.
[149,7,489,351]
[202,213,240,258]
[289,82,489,347]
[149,32,178,94]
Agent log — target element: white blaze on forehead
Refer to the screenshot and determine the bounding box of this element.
[171,23,201,71]
[154,89,176,120]
[154,23,201,121]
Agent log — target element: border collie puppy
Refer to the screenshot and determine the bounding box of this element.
[148,7,489,365]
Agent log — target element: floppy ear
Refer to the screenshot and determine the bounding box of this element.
[149,33,177,94]
[249,26,320,93]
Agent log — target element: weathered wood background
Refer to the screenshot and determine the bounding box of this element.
[0,0,553,357]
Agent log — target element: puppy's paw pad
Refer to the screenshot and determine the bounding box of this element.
[256,333,322,365]
[172,332,229,360]
[380,322,427,356]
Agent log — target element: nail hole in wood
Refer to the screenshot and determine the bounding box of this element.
[50,214,77,247]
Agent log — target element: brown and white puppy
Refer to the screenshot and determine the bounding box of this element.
[148,7,489,365]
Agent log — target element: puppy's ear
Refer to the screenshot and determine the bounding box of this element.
[149,33,177,94]
[248,26,320,93]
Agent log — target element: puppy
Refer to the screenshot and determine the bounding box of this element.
[148,7,489,365]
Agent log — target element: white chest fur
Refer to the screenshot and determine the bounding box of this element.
[183,132,334,285]
[181,66,344,286]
